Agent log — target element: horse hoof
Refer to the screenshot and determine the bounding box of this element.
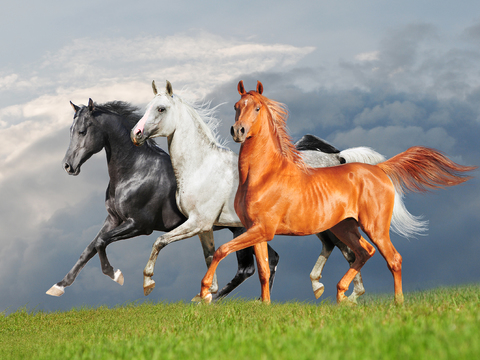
[346,295,359,304]
[395,293,405,305]
[113,269,124,285]
[143,278,156,296]
[191,293,212,304]
[46,284,65,297]
[312,281,324,299]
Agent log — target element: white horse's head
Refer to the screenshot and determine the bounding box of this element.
[131,80,177,146]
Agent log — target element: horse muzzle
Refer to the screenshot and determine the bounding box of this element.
[63,161,80,176]
[131,128,146,147]
[230,125,247,143]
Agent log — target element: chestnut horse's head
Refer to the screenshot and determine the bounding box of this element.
[231,80,265,143]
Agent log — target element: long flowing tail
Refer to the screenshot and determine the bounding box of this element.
[377,146,477,238]
[340,146,386,164]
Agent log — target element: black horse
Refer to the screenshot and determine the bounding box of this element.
[46,99,280,299]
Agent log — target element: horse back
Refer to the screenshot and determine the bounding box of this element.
[238,162,395,236]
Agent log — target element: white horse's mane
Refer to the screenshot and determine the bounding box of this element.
[173,91,229,150]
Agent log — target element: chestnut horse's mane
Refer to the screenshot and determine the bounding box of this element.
[252,92,309,171]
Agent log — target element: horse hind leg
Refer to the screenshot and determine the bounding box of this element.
[310,231,335,299]
[330,218,375,304]
[363,226,404,304]
[47,218,118,297]
[330,235,366,303]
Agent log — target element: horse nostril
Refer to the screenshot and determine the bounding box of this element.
[136,128,142,137]
[64,163,70,171]
[240,127,245,135]
[230,126,235,137]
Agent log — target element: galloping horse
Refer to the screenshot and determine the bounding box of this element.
[131,81,423,302]
[47,100,276,298]
[196,81,476,304]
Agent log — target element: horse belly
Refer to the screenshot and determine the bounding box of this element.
[274,173,358,236]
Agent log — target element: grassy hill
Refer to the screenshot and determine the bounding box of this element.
[2,284,479,360]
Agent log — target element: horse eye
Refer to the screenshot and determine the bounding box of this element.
[79,130,86,136]
[158,107,165,113]
[256,107,260,112]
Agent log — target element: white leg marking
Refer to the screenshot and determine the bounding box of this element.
[113,269,124,285]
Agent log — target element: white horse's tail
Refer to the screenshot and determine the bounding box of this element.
[339,147,386,165]
[390,190,428,238]
[340,146,428,239]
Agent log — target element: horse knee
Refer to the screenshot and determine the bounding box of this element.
[213,244,228,261]
[390,253,402,272]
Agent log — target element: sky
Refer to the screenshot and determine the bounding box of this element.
[1,1,479,314]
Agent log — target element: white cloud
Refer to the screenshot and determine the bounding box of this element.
[0,73,18,89]
[0,31,315,235]
[355,50,380,62]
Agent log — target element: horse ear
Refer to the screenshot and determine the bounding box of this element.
[70,101,80,113]
[152,80,158,95]
[256,81,263,95]
[88,98,94,113]
[238,80,246,95]
[166,80,173,97]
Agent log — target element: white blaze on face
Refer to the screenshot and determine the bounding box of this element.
[244,99,248,107]
[135,103,154,134]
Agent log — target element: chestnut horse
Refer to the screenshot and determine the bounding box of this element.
[196,80,476,304]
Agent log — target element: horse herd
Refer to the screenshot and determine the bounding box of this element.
[47,80,476,304]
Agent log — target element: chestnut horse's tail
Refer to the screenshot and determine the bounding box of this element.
[377,146,477,239]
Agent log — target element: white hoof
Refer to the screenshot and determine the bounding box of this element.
[46,284,65,297]
[312,281,325,299]
[113,269,124,285]
[191,293,212,304]
[143,277,155,296]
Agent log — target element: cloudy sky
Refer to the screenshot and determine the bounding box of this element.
[1,1,479,314]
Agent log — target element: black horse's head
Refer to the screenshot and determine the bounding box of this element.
[63,99,105,175]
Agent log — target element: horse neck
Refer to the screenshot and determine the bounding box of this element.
[238,118,287,184]
[167,106,222,177]
[100,115,140,180]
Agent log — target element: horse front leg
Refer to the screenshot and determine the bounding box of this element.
[213,227,256,301]
[254,242,271,303]
[195,225,267,303]
[198,230,218,294]
[143,218,204,296]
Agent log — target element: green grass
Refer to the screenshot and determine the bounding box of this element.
[2,285,479,360]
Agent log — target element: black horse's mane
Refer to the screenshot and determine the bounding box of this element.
[93,100,165,152]
[94,101,143,130]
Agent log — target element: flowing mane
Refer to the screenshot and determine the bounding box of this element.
[93,101,143,129]
[253,92,308,171]
[173,94,229,150]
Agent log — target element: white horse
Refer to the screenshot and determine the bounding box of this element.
[131,81,426,302]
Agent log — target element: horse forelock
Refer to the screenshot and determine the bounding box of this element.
[251,92,308,171]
